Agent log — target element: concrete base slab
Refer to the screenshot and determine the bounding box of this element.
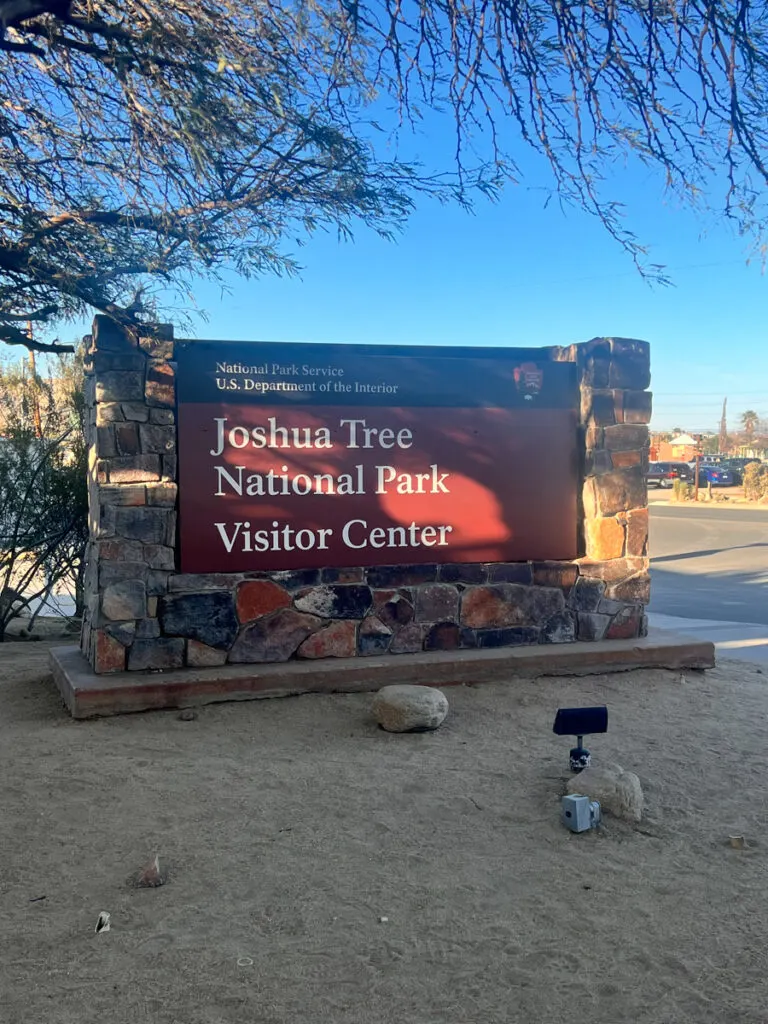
[50,628,716,719]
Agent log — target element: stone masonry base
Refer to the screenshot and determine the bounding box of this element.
[51,628,715,718]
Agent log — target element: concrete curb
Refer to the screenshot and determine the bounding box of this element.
[51,628,716,719]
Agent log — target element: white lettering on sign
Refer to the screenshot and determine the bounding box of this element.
[213,520,454,554]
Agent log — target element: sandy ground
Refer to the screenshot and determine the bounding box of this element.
[2,639,768,1024]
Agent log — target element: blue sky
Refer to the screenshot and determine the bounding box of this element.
[18,121,768,434]
[180,170,767,433]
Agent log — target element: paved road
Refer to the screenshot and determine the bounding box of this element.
[649,505,768,625]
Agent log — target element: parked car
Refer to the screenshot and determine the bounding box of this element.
[720,457,760,485]
[697,465,734,487]
[646,462,693,488]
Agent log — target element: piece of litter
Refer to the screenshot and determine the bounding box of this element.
[29,895,46,903]
[178,708,197,721]
[137,854,165,888]
[95,911,111,934]
[728,835,747,850]
[379,916,389,923]
[237,957,254,967]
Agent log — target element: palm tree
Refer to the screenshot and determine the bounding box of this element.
[741,410,759,438]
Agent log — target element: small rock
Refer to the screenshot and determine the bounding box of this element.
[178,708,197,721]
[372,684,449,733]
[136,854,166,887]
[566,763,644,823]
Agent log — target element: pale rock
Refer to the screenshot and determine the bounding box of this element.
[372,684,448,733]
[566,762,644,823]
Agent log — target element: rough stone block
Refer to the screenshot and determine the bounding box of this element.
[146,482,178,507]
[121,402,150,422]
[96,426,117,457]
[577,556,645,581]
[115,421,141,455]
[626,508,649,556]
[365,564,438,588]
[102,580,147,621]
[93,630,127,673]
[91,315,137,352]
[236,580,291,622]
[569,577,606,612]
[99,560,149,586]
[93,350,145,373]
[487,562,533,585]
[268,569,321,590]
[623,390,653,424]
[581,354,610,388]
[438,563,488,584]
[606,606,643,639]
[170,573,241,591]
[99,485,145,507]
[609,339,651,390]
[143,545,175,570]
[413,583,459,623]
[594,468,646,516]
[114,506,172,545]
[135,617,161,639]
[424,622,460,650]
[321,567,365,584]
[104,622,136,647]
[127,638,185,671]
[149,407,175,425]
[532,563,578,592]
[357,616,393,656]
[472,626,539,648]
[389,623,426,654]
[585,516,625,560]
[186,640,228,667]
[162,453,177,480]
[229,608,322,662]
[96,370,144,403]
[106,455,161,484]
[460,583,565,628]
[586,449,613,475]
[96,404,125,429]
[294,584,372,619]
[603,424,649,452]
[577,612,612,641]
[297,620,357,659]
[541,610,577,643]
[581,388,615,427]
[146,360,175,406]
[146,570,171,595]
[611,449,642,469]
[605,573,651,604]
[377,594,414,629]
[160,591,239,648]
[140,424,176,454]
[139,328,174,360]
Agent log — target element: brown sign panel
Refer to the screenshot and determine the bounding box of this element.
[176,342,580,573]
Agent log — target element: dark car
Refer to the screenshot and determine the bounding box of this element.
[721,457,760,485]
[698,465,734,487]
[646,462,693,488]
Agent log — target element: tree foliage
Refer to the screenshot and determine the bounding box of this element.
[1,0,767,351]
[0,350,88,637]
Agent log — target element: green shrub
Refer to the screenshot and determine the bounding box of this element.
[743,462,768,502]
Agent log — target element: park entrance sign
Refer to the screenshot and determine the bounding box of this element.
[71,317,653,690]
[175,342,580,573]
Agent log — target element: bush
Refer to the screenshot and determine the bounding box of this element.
[743,462,768,502]
[0,352,87,639]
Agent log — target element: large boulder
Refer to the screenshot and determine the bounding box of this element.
[565,763,644,823]
[372,685,449,733]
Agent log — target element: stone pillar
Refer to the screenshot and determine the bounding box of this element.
[551,336,651,639]
[81,316,179,673]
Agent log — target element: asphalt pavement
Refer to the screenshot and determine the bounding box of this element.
[649,503,768,664]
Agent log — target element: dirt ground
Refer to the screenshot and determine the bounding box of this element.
[2,637,768,1024]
